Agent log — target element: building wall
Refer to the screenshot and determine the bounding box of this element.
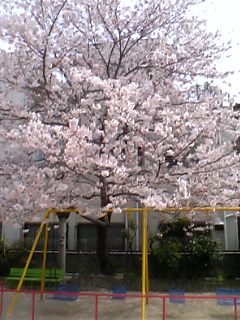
[1,209,240,253]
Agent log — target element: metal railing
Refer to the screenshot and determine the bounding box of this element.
[0,284,239,320]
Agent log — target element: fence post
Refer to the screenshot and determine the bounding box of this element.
[31,291,35,320]
[234,297,238,320]
[162,296,166,320]
[95,294,99,320]
[0,281,3,317]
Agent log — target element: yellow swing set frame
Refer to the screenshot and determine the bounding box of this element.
[8,206,240,319]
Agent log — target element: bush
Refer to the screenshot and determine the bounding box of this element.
[150,239,183,278]
[159,218,189,241]
[184,235,222,278]
[149,228,223,279]
[0,240,27,277]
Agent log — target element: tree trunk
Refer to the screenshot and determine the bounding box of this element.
[97,180,114,275]
[96,222,114,274]
[57,212,70,274]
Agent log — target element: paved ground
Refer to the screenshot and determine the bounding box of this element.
[0,290,238,320]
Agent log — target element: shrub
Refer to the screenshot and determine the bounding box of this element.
[159,218,189,240]
[121,220,136,252]
[0,240,27,277]
[184,235,222,278]
[150,239,183,278]
[121,220,140,274]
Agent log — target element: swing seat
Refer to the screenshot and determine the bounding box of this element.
[52,284,80,301]
[169,289,185,304]
[216,288,240,305]
[112,285,127,299]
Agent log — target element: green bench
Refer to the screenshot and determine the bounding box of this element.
[6,267,64,287]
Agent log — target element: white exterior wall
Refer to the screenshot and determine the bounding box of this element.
[224,212,239,250]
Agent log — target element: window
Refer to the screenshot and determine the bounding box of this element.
[76,223,125,252]
[23,222,67,251]
[108,224,125,251]
[76,224,97,252]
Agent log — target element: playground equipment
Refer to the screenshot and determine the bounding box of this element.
[8,206,240,319]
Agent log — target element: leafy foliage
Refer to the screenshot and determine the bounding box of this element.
[158,218,189,241]
[150,220,223,279]
[121,219,137,252]
[151,239,183,278]
[121,219,141,276]
[0,240,26,277]
[185,235,223,278]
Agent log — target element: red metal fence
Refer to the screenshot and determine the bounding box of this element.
[0,285,240,320]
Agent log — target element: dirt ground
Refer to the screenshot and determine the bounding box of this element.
[0,290,238,320]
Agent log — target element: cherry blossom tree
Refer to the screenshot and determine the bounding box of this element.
[0,0,239,273]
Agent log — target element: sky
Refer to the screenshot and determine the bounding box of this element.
[197,0,240,100]
[0,0,239,100]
